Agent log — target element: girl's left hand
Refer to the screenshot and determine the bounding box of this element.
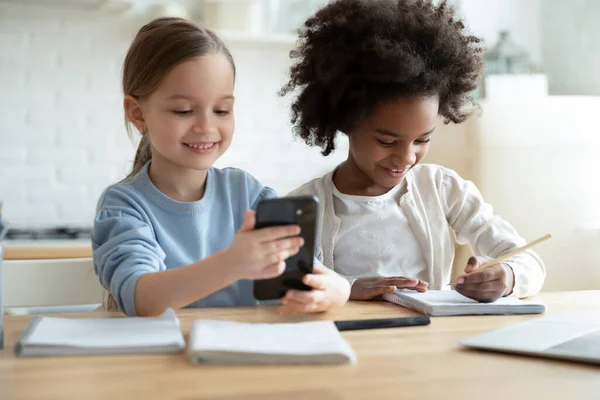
[278,263,350,315]
[454,256,515,303]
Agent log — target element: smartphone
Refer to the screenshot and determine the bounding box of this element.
[252,195,319,301]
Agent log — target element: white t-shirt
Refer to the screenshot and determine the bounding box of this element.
[331,182,429,282]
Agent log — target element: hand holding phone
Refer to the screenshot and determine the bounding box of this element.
[277,262,351,315]
[252,196,319,301]
[224,210,304,281]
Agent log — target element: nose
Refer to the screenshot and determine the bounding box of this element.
[192,112,217,135]
[392,144,417,167]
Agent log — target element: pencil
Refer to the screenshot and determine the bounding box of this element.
[450,234,552,285]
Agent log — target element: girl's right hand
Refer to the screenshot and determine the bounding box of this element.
[225,210,304,280]
[350,277,429,300]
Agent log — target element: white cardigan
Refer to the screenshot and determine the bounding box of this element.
[288,164,546,298]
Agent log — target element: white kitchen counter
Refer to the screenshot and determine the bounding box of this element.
[3,239,92,260]
[4,239,91,247]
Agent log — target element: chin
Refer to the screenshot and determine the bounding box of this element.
[182,150,226,170]
[189,160,217,171]
[170,158,216,171]
[379,180,403,190]
[374,174,406,189]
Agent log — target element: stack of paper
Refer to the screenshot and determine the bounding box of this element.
[15,309,185,357]
[187,319,357,365]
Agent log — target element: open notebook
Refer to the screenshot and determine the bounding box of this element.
[382,290,546,317]
[15,309,185,357]
[187,320,357,365]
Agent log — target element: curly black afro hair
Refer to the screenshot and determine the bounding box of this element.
[279,0,483,156]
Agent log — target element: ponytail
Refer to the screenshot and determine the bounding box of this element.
[128,135,151,178]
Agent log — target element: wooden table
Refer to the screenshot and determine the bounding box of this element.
[1,291,599,400]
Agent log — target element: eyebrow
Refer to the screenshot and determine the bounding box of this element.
[166,94,235,101]
[375,127,436,138]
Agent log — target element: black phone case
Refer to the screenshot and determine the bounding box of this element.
[252,196,319,301]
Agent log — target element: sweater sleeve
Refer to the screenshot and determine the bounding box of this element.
[439,167,546,298]
[251,186,278,210]
[92,191,167,316]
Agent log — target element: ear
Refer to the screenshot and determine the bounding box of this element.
[124,95,146,133]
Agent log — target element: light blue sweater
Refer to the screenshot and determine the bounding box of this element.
[91,162,276,316]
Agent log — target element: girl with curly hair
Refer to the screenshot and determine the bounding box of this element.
[282,0,546,303]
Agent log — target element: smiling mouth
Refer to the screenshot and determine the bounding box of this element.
[184,142,216,150]
[382,167,408,178]
[385,167,406,173]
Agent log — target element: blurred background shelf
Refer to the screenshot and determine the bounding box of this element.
[215,29,297,45]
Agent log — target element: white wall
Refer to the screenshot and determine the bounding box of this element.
[0,3,347,228]
[460,0,542,66]
[460,0,600,96]
[541,0,600,95]
[467,97,600,291]
[0,0,593,228]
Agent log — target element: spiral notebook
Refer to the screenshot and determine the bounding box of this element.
[187,319,357,365]
[382,290,546,317]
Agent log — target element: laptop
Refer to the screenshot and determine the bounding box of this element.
[460,314,600,365]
